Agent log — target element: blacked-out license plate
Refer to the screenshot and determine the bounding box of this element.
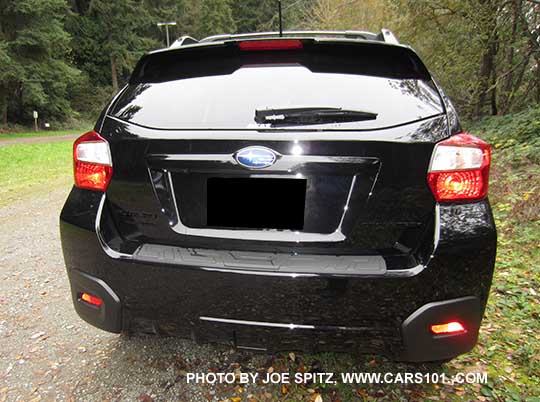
[207,177,306,230]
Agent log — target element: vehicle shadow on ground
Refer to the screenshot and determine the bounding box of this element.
[73,334,450,401]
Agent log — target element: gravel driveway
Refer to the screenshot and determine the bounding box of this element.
[0,186,271,402]
[0,135,79,148]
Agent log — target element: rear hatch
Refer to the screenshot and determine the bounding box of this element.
[99,39,448,269]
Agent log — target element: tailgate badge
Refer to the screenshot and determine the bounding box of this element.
[235,146,278,169]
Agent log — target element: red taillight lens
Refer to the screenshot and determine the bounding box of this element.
[430,321,466,335]
[427,133,490,202]
[238,39,303,51]
[73,131,113,192]
[80,292,103,307]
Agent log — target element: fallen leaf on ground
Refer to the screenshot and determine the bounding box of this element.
[30,331,45,339]
[312,394,323,402]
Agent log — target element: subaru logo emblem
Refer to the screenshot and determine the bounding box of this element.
[235,146,278,169]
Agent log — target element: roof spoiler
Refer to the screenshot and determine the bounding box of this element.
[131,36,430,85]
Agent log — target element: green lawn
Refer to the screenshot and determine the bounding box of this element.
[0,127,90,140]
[0,140,73,205]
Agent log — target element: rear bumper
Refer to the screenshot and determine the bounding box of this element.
[60,190,496,362]
[68,266,482,361]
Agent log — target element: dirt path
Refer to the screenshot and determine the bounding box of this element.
[0,135,79,147]
[0,185,268,402]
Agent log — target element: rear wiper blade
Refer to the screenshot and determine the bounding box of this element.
[254,107,378,126]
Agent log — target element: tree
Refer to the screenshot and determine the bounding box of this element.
[0,0,79,125]
[200,0,236,37]
[83,0,157,93]
[472,0,500,117]
[4,0,539,128]
[143,0,198,44]
[300,0,540,119]
[232,0,276,33]
[0,42,21,125]
[300,0,396,31]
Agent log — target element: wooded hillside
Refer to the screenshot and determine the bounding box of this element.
[0,0,539,127]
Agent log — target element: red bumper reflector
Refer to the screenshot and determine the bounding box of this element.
[238,39,303,51]
[80,292,103,307]
[430,321,466,335]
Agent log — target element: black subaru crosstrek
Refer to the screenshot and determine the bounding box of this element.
[60,30,496,362]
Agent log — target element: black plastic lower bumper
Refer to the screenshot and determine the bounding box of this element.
[68,268,482,362]
[399,296,481,362]
[69,269,122,333]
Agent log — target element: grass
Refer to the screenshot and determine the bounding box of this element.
[0,140,73,205]
[0,127,90,141]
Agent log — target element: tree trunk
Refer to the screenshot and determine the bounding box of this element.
[110,54,119,94]
[499,0,520,114]
[537,63,540,104]
[474,0,498,118]
[490,62,498,115]
[1,93,7,126]
[475,41,497,117]
[507,52,532,110]
[69,0,80,13]
[17,81,24,122]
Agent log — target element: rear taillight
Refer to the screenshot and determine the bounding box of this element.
[427,133,490,202]
[238,39,303,51]
[73,131,112,192]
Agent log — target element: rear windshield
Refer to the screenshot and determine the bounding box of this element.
[111,43,443,130]
[112,63,443,130]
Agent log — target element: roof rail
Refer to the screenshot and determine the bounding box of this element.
[199,30,383,43]
[169,35,199,49]
[377,29,399,44]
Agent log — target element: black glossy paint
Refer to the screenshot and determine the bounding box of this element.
[99,116,444,258]
[60,36,497,361]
